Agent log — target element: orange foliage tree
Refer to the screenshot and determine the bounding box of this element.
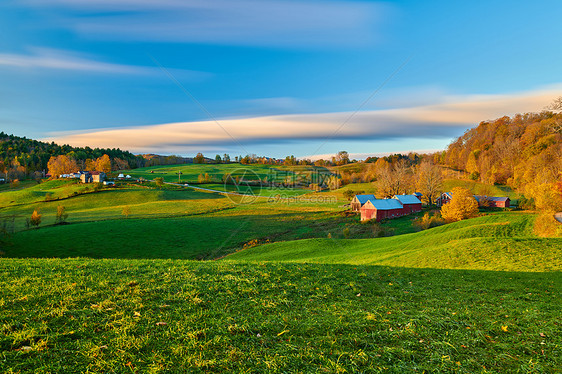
[441,187,479,222]
[47,155,78,178]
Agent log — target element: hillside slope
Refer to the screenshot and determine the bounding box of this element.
[226,213,562,272]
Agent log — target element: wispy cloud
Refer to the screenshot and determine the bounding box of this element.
[0,47,210,79]
[0,47,152,74]
[44,85,561,154]
[21,0,388,48]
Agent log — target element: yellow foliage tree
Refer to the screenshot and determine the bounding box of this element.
[95,154,112,173]
[30,209,42,227]
[441,187,479,222]
[47,155,78,178]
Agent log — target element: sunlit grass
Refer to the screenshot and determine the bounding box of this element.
[1,259,559,373]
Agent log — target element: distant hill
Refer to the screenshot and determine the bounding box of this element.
[438,111,562,187]
[0,132,145,179]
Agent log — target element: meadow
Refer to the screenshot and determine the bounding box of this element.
[1,165,561,373]
[1,259,560,373]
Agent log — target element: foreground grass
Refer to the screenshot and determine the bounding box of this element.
[1,259,559,373]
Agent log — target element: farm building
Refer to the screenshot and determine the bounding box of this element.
[474,196,510,208]
[360,198,405,222]
[393,195,423,214]
[350,194,377,212]
[80,171,106,184]
[438,192,510,208]
[436,192,453,206]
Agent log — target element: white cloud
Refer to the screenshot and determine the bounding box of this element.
[44,85,561,155]
[0,47,153,74]
[21,0,388,48]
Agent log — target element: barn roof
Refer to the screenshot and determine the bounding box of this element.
[394,195,422,205]
[474,195,510,202]
[363,199,403,211]
[354,194,377,204]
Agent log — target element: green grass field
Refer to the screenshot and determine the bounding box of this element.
[1,169,561,373]
[122,163,333,186]
[226,212,562,272]
[1,259,560,373]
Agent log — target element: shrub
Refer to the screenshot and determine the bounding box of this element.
[122,205,131,219]
[154,177,165,188]
[55,205,68,224]
[414,211,445,230]
[30,210,42,228]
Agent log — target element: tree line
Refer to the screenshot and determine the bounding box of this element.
[0,132,144,181]
[437,98,562,212]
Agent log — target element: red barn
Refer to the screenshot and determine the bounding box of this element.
[393,195,422,214]
[436,192,453,207]
[474,196,510,208]
[360,199,404,222]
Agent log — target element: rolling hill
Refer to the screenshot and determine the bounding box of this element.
[226,212,562,272]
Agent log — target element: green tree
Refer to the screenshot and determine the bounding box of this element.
[55,205,68,224]
[215,154,222,164]
[441,187,479,222]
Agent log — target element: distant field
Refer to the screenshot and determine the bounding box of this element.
[226,212,562,272]
[121,163,333,186]
[1,259,559,373]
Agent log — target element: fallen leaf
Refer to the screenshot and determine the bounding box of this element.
[134,311,141,317]
[539,332,546,337]
[501,325,508,332]
[156,322,167,326]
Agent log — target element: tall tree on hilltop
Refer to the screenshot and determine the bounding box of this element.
[416,160,443,206]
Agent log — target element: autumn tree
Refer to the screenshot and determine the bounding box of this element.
[154,177,164,188]
[95,154,112,173]
[194,153,205,164]
[112,158,129,171]
[122,205,131,219]
[30,209,42,228]
[47,155,78,177]
[333,151,350,166]
[377,160,412,198]
[416,160,443,206]
[441,187,479,222]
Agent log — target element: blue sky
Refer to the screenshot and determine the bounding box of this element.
[1,0,562,159]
